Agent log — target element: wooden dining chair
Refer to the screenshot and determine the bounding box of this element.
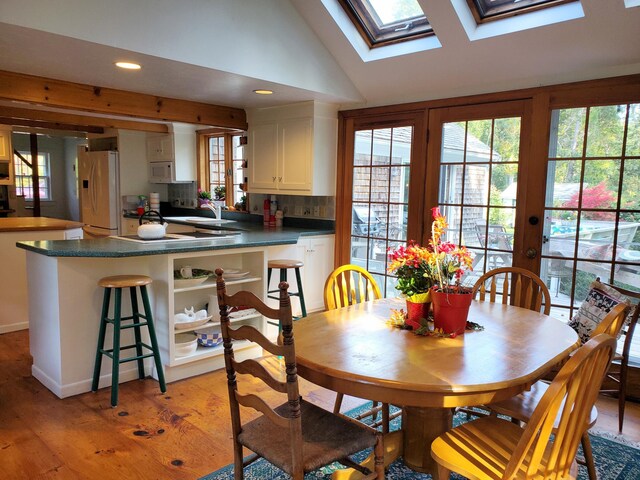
[593,279,640,433]
[487,303,629,480]
[323,264,399,433]
[215,269,384,480]
[431,334,617,480]
[472,266,551,315]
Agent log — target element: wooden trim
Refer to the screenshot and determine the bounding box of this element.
[0,105,169,133]
[0,116,104,134]
[339,74,640,120]
[0,70,247,129]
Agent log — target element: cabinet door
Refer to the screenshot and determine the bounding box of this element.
[279,118,312,192]
[0,127,11,160]
[248,123,278,191]
[147,134,174,162]
[122,218,139,235]
[300,235,335,312]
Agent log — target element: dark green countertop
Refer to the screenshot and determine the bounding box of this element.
[16,224,334,258]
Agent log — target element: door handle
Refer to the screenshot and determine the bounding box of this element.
[525,248,538,259]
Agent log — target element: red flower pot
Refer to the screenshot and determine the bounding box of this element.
[405,300,430,330]
[431,287,472,335]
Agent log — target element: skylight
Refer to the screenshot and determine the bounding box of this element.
[467,0,577,23]
[337,0,433,47]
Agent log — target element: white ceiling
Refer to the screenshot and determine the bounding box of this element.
[0,0,639,118]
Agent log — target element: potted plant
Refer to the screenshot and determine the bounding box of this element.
[387,242,436,329]
[428,207,474,334]
[214,186,226,201]
[197,188,212,207]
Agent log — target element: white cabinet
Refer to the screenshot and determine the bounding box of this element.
[266,235,335,315]
[147,125,197,182]
[0,126,14,185]
[247,102,337,196]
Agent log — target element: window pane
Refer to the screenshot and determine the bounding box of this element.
[626,104,640,156]
[355,130,373,166]
[353,167,372,202]
[442,123,466,164]
[586,105,626,157]
[549,108,586,158]
[493,117,521,162]
[370,166,390,202]
[581,160,620,211]
[466,119,493,162]
[545,160,582,208]
[391,127,412,165]
[463,164,489,204]
[491,164,517,206]
[372,128,392,165]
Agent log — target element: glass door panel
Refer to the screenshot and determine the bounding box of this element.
[349,126,412,297]
[436,117,522,285]
[541,103,640,335]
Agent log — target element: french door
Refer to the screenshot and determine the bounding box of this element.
[425,101,537,286]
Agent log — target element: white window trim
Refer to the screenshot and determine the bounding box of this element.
[451,0,585,41]
[15,151,52,201]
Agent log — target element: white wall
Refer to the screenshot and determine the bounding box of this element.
[63,137,83,221]
[12,133,72,219]
[117,129,167,201]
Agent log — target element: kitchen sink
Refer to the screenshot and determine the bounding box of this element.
[164,216,236,225]
[113,230,241,243]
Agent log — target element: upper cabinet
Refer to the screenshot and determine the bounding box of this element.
[147,124,197,183]
[0,126,14,185]
[247,102,338,196]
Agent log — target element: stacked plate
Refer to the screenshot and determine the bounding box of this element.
[224,269,251,280]
[150,192,160,211]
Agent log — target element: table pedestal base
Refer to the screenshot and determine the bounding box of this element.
[403,406,453,474]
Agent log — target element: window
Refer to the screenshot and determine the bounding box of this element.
[14,151,51,201]
[201,132,247,211]
[467,0,576,22]
[338,0,433,47]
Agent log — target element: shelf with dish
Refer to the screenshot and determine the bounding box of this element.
[166,249,266,368]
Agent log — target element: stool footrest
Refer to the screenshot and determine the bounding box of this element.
[100,343,156,363]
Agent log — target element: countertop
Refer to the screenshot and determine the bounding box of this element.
[15,223,334,258]
[0,217,85,232]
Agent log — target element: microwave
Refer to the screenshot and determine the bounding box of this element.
[149,161,174,183]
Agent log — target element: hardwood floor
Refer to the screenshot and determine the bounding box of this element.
[1,329,638,479]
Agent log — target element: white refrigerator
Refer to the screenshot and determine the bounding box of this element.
[78,149,120,237]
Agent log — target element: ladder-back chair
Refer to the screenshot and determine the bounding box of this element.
[216,269,384,480]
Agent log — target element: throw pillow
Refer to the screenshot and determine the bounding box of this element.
[568,280,631,344]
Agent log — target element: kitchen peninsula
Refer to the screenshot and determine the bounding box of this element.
[0,217,84,333]
[16,220,333,399]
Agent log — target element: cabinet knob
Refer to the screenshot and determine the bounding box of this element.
[278,177,282,182]
[272,176,276,182]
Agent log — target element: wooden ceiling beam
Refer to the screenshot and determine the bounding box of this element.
[0,105,168,133]
[0,116,104,134]
[0,70,248,130]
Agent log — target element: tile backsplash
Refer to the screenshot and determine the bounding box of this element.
[167,183,335,220]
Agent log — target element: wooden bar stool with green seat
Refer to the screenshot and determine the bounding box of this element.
[267,259,306,329]
[92,274,166,407]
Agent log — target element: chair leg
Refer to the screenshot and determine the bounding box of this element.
[140,285,166,393]
[619,363,629,433]
[334,392,344,414]
[110,288,122,407]
[581,432,597,480]
[435,463,451,480]
[373,432,385,479]
[382,403,390,434]
[92,287,111,392]
[294,267,307,318]
[129,286,146,380]
[233,443,244,480]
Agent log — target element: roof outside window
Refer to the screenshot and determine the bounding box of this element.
[338,0,434,48]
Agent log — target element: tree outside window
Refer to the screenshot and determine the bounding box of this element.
[14,151,51,201]
[201,133,247,211]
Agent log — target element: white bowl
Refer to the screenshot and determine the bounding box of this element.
[174,333,198,357]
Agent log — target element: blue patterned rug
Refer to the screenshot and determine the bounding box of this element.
[200,403,640,479]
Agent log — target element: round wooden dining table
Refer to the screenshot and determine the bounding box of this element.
[293,297,579,475]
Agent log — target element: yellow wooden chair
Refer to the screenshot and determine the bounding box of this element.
[323,264,399,433]
[487,303,629,480]
[472,266,551,314]
[431,334,617,480]
[215,269,384,480]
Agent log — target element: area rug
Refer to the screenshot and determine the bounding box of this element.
[200,402,640,479]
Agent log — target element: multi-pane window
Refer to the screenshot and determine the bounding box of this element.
[205,134,247,210]
[338,0,433,47]
[14,152,51,200]
[541,103,640,359]
[467,0,575,22]
[350,126,411,297]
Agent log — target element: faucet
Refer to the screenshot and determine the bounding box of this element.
[200,202,222,220]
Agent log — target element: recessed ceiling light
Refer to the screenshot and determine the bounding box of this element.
[253,89,273,95]
[115,61,141,70]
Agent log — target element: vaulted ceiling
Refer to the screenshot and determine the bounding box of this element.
[0,0,639,114]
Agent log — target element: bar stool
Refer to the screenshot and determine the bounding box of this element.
[267,260,307,325]
[92,275,166,407]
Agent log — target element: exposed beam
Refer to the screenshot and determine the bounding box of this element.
[0,116,104,134]
[0,70,248,130]
[0,106,169,133]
